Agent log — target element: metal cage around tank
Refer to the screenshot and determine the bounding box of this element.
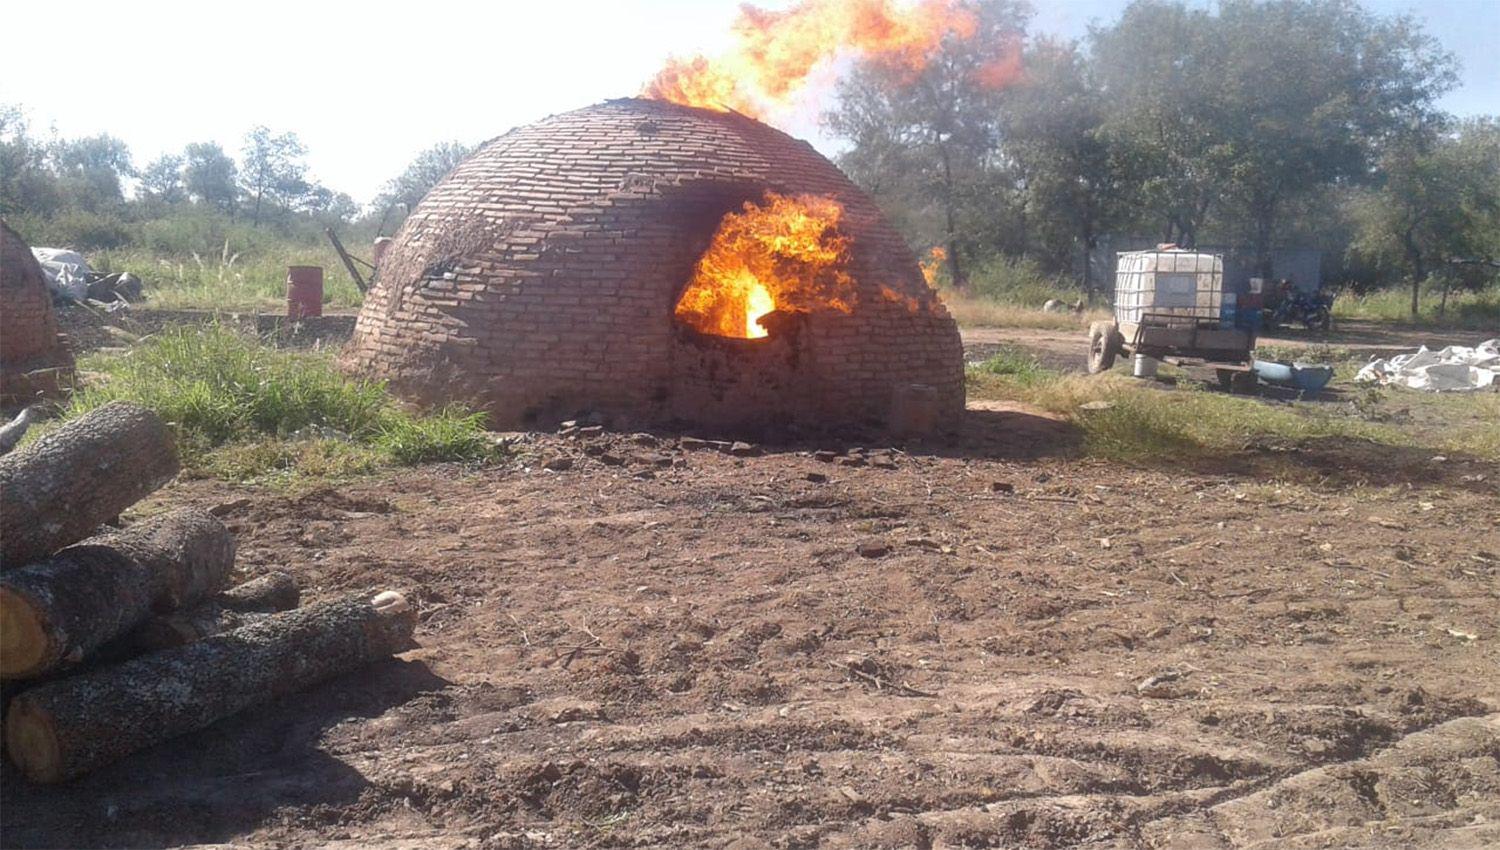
[1113,250,1225,327]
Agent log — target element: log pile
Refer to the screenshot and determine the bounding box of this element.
[0,402,417,783]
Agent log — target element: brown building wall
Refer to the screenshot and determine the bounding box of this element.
[344,99,963,432]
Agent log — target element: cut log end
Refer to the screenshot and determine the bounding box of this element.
[4,697,62,784]
[371,590,408,614]
[0,585,52,680]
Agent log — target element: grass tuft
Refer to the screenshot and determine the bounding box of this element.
[63,325,500,481]
[969,347,1050,385]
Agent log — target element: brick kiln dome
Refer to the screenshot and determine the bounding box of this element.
[345,98,963,432]
[1,220,74,406]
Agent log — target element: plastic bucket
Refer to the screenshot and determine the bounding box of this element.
[287,266,324,320]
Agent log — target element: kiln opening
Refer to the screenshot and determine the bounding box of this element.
[671,192,856,340]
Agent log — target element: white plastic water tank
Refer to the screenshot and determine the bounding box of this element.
[1114,250,1224,324]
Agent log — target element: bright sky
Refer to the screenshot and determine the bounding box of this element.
[3,0,1496,205]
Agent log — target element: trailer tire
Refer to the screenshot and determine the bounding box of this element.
[1087,322,1119,374]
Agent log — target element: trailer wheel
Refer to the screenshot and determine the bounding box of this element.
[1087,322,1119,374]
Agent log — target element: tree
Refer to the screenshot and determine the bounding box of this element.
[1210,0,1457,279]
[999,39,1133,299]
[297,183,361,224]
[139,154,186,205]
[239,126,308,226]
[1090,0,1224,248]
[182,142,238,213]
[0,105,61,216]
[827,0,1032,288]
[1093,0,1457,276]
[50,133,134,211]
[376,141,474,212]
[1351,118,1500,317]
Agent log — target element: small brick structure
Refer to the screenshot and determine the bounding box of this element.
[1,220,74,407]
[344,99,964,433]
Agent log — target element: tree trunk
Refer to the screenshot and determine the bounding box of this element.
[1253,194,1278,283]
[115,571,300,654]
[0,509,235,680]
[936,140,967,289]
[4,591,416,783]
[1402,228,1427,320]
[1081,219,1096,304]
[0,402,179,570]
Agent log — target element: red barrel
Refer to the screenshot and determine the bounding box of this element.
[286,266,323,320]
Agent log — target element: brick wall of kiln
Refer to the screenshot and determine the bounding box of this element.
[345,99,964,431]
[1,220,74,405]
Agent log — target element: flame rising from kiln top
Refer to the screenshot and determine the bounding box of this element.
[674,193,855,339]
[644,0,990,119]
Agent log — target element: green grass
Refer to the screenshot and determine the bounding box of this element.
[967,345,1051,385]
[61,325,499,482]
[963,353,1500,463]
[91,243,364,311]
[941,292,1110,330]
[13,208,369,311]
[1332,286,1500,330]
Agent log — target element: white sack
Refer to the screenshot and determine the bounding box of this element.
[31,247,92,301]
[1356,339,1500,391]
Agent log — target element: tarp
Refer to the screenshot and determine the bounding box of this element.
[31,247,92,301]
[1355,339,1500,392]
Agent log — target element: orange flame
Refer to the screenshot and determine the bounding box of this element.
[644,0,989,119]
[674,193,855,339]
[879,284,922,314]
[919,245,947,286]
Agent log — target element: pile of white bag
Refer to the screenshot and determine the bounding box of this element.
[31,247,93,302]
[1355,339,1500,391]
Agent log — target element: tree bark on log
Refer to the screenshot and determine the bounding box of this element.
[117,571,300,654]
[0,509,235,680]
[0,401,179,570]
[4,590,416,783]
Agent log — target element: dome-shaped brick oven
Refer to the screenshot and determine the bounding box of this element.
[345,98,964,433]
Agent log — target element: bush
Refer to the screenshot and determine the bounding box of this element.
[64,325,499,479]
[9,209,134,251]
[1331,284,1500,330]
[965,255,1079,307]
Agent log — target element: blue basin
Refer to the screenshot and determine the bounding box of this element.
[1252,360,1334,393]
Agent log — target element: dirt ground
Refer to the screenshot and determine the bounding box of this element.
[4,401,1498,848]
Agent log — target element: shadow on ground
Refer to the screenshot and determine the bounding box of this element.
[1,659,448,850]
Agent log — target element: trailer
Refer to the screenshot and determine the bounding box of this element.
[1087,249,1260,391]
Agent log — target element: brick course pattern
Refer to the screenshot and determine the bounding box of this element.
[343,99,964,431]
[1,219,74,406]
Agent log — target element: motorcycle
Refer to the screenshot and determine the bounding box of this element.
[1268,288,1333,331]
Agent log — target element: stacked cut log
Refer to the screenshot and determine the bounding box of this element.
[0,401,416,783]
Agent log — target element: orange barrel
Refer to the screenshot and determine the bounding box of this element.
[286,266,324,319]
